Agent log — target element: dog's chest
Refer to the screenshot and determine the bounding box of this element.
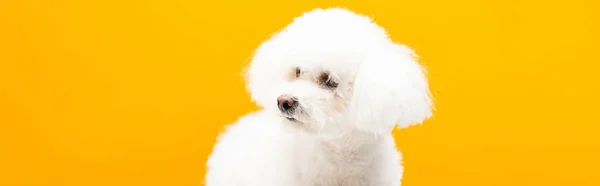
[289,134,380,186]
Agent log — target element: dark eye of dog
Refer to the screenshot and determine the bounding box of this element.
[320,73,338,89]
[325,79,338,88]
[295,67,301,78]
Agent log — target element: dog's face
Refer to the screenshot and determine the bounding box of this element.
[244,8,433,135]
[271,62,357,133]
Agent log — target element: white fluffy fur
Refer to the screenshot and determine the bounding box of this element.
[205,8,433,186]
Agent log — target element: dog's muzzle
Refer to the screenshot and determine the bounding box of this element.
[277,95,298,114]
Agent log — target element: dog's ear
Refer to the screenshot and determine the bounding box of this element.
[348,43,433,134]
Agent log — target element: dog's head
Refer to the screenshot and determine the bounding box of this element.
[244,8,433,135]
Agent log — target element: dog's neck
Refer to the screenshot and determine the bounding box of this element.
[296,130,385,157]
[290,130,386,186]
[318,130,381,144]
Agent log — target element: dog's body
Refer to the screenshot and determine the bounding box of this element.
[205,8,433,186]
[206,112,401,186]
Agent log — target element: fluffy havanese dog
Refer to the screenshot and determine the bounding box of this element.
[205,7,433,186]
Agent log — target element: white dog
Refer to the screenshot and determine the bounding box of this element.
[205,8,433,186]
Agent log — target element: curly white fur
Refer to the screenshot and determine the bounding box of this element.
[205,8,433,186]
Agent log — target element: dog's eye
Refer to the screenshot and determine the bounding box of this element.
[295,67,301,78]
[325,79,338,88]
[319,72,338,89]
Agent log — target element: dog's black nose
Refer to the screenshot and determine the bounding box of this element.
[277,95,298,112]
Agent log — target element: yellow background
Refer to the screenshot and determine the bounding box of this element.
[1,0,599,186]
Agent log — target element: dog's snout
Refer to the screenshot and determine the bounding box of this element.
[277,95,298,112]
